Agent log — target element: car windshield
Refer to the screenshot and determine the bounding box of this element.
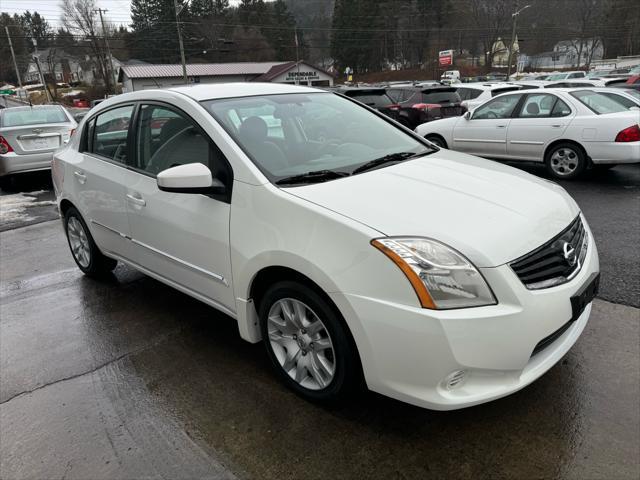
[546,74,568,81]
[570,90,630,114]
[1,106,68,127]
[201,92,433,184]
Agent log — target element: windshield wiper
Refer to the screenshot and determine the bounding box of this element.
[351,150,431,175]
[275,169,350,186]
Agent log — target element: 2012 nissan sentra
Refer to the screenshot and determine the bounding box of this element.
[53,83,600,410]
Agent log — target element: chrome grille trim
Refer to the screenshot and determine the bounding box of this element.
[510,216,588,290]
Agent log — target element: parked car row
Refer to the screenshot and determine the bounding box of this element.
[416,88,640,179]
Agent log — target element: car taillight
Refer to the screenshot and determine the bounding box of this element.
[412,103,441,110]
[388,104,401,111]
[0,136,13,154]
[615,125,640,142]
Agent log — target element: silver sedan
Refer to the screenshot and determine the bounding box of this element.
[0,105,77,185]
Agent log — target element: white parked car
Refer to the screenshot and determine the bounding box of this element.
[54,83,600,410]
[456,83,522,111]
[416,88,640,179]
[545,71,586,81]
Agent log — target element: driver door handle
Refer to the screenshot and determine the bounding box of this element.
[496,125,506,128]
[126,193,146,207]
[73,171,86,184]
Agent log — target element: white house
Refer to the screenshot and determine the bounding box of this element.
[528,38,604,70]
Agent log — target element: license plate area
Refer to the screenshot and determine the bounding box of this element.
[21,136,60,151]
[570,272,600,321]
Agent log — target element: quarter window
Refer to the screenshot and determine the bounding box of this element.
[91,105,134,163]
[472,95,522,119]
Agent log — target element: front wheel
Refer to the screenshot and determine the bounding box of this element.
[425,134,447,149]
[259,281,360,403]
[544,143,587,180]
[64,207,117,277]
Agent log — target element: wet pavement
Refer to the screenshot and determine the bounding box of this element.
[1,166,639,479]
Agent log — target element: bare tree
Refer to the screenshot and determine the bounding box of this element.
[61,0,111,90]
[469,0,511,69]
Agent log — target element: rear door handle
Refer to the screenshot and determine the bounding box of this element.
[73,171,86,184]
[496,125,506,128]
[126,193,146,207]
[551,124,563,128]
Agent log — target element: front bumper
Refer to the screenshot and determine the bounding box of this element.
[330,222,600,410]
[0,151,54,177]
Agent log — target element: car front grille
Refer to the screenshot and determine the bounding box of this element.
[510,216,588,290]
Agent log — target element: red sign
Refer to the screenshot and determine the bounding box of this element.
[439,49,453,66]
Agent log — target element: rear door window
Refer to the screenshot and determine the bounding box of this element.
[421,90,461,104]
[456,88,482,100]
[91,105,134,163]
[518,93,558,118]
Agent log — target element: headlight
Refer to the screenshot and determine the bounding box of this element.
[371,237,496,309]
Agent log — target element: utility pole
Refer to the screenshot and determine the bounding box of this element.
[33,55,52,103]
[507,4,530,78]
[294,27,300,85]
[5,26,23,89]
[174,0,189,84]
[95,8,117,93]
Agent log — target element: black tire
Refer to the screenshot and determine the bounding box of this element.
[64,207,117,277]
[544,142,587,180]
[258,280,361,404]
[425,134,447,149]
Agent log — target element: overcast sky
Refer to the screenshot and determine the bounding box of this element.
[1,0,246,26]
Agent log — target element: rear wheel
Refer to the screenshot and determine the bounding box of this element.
[544,142,587,180]
[64,207,117,277]
[259,281,360,403]
[425,134,447,148]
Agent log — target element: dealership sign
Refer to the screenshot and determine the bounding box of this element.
[439,50,453,66]
[286,70,320,82]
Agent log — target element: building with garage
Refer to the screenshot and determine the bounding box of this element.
[118,61,334,92]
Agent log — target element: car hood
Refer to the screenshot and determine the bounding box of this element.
[285,150,580,267]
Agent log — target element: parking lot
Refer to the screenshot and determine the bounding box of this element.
[0,164,638,480]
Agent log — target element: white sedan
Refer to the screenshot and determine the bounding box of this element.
[416,88,640,179]
[54,83,600,410]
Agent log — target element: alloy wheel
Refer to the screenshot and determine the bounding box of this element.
[67,216,91,268]
[267,298,336,390]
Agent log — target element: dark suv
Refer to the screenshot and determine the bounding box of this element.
[386,86,465,129]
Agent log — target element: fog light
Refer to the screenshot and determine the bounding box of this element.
[444,370,466,390]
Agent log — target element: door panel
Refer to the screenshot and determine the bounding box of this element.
[453,94,522,158]
[74,105,135,258]
[507,94,573,161]
[125,103,235,311]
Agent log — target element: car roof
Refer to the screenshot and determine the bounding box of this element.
[169,82,323,101]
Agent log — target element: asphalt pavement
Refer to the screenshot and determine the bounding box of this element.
[0,163,639,479]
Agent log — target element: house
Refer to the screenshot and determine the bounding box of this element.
[491,37,520,67]
[527,38,603,70]
[117,61,335,92]
[24,49,121,86]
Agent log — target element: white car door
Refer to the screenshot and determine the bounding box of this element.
[74,104,136,259]
[124,103,236,314]
[453,94,523,158]
[507,93,573,161]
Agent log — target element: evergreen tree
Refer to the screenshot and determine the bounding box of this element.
[21,11,52,50]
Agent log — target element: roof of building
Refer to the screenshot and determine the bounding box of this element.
[119,62,288,80]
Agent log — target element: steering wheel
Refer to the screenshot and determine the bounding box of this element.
[486,111,499,119]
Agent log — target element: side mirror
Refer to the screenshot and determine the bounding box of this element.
[463,111,471,120]
[157,163,225,194]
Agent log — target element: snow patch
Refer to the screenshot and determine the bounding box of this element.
[0,191,56,224]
